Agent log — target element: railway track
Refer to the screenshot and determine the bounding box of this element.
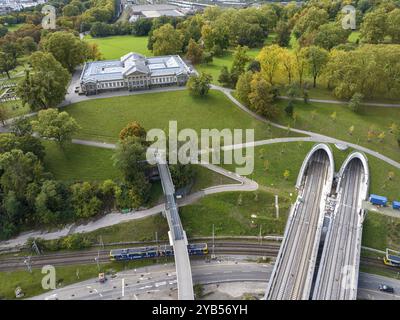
[266,150,331,300]
[0,242,394,275]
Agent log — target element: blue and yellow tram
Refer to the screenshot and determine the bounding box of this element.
[110,243,208,261]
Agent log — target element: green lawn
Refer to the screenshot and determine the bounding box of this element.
[64,89,294,143]
[244,142,400,198]
[84,35,152,59]
[43,141,120,182]
[6,23,25,32]
[180,191,290,237]
[275,99,400,163]
[348,31,360,43]
[363,212,400,251]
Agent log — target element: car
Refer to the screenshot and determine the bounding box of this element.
[379,284,394,293]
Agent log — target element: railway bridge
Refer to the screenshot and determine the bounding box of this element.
[155,153,194,300]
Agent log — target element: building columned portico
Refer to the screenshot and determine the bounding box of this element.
[79,52,192,95]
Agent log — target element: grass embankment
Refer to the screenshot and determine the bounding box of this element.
[227,141,400,250]
[276,99,400,163]
[64,89,296,143]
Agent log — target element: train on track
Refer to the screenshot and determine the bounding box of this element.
[109,243,208,261]
[383,248,400,267]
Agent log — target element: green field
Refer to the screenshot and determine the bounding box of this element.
[42,141,120,182]
[180,191,290,238]
[223,141,400,199]
[275,99,400,163]
[363,212,400,251]
[64,89,295,143]
[5,23,25,32]
[84,35,152,59]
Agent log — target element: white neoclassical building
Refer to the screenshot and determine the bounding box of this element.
[79,52,192,95]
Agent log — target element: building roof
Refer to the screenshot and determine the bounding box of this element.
[80,52,190,84]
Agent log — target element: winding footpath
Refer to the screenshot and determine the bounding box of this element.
[1,83,400,250]
[0,163,257,250]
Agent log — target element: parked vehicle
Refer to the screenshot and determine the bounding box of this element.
[369,194,387,206]
[379,284,394,293]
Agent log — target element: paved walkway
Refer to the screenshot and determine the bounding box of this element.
[0,163,257,250]
[1,84,400,250]
[211,85,400,170]
[278,96,400,108]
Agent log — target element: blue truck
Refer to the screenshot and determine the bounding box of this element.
[369,194,388,206]
[393,201,400,210]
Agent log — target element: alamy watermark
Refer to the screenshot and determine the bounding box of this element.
[41,5,56,30]
[341,5,356,30]
[146,121,255,176]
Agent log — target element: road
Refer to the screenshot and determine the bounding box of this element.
[313,158,364,300]
[30,259,272,300]
[266,149,331,300]
[25,259,400,300]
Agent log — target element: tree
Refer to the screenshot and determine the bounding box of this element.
[0,149,44,199]
[285,101,294,117]
[348,125,355,136]
[387,171,395,181]
[41,31,93,73]
[387,9,400,43]
[303,46,328,88]
[389,123,398,134]
[70,182,102,219]
[313,22,351,50]
[17,51,70,110]
[248,73,277,119]
[187,73,212,97]
[283,169,290,180]
[169,163,196,189]
[247,60,261,73]
[35,180,70,224]
[218,66,232,88]
[0,51,17,79]
[0,26,8,38]
[151,24,183,56]
[280,48,296,85]
[348,92,364,113]
[330,111,337,122]
[31,109,80,148]
[186,39,203,65]
[378,131,385,142]
[113,137,151,207]
[10,117,33,136]
[0,104,8,125]
[119,121,147,142]
[257,45,284,85]
[292,6,329,39]
[294,48,307,87]
[235,71,253,106]
[62,3,81,17]
[275,20,291,47]
[230,45,250,85]
[360,8,387,44]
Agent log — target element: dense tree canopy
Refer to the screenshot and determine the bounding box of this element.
[17,51,70,110]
